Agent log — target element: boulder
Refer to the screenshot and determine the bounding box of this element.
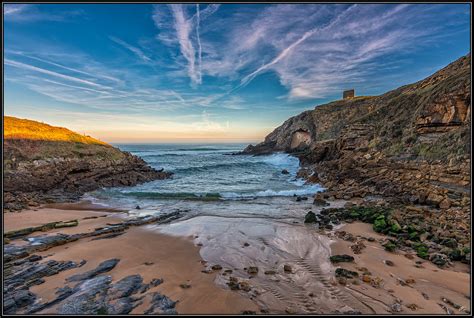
[304,211,317,223]
[335,268,358,278]
[329,255,354,263]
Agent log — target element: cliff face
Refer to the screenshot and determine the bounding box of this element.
[3,117,171,210]
[244,54,470,160]
[242,54,471,211]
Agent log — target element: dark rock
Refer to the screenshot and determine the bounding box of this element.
[430,253,449,267]
[329,254,354,263]
[350,241,366,254]
[179,283,191,289]
[150,278,163,287]
[144,292,177,314]
[107,275,143,300]
[440,238,458,248]
[296,196,308,202]
[67,259,120,282]
[27,255,43,262]
[313,198,330,206]
[335,268,358,278]
[382,241,397,252]
[6,289,36,313]
[304,211,317,223]
[106,297,137,315]
[58,275,112,314]
[281,169,290,175]
[324,224,334,230]
[91,232,125,241]
[227,276,240,290]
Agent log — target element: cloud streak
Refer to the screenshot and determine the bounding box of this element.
[154,4,221,86]
[238,5,357,90]
[4,58,111,90]
[4,4,29,15]
[196,4,203,84]
[169,4,200,85]
[109,36,152,63]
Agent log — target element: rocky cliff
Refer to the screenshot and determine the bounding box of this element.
[4,117,171,211]
[242,54,471,210]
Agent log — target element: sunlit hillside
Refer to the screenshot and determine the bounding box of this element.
[4,116,109,146]
[4,116,126,164]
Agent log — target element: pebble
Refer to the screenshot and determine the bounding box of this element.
[384,260,395,266]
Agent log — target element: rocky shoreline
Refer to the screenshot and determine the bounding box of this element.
[4,118,173,211]
[240,54,471,271]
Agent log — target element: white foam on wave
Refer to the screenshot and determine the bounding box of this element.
[255,153,300,170]
[220,183,323,199]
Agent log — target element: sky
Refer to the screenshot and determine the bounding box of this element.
[3,3,471,143]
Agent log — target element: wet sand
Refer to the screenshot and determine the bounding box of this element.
[151,208,373,314]
[329,222,470,314]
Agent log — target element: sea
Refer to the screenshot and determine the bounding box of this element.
[86,143,324,214]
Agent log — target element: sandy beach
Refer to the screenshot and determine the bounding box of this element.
[4,201,470,314]
[4,204,257,314]
[329,222,470,314]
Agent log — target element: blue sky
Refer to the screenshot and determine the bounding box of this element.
[4,3,471,143]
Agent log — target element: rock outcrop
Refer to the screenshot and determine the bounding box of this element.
[241,54,470,208]
[3,211,182,314]
[242,54,471,259]
[4,117,172,211]
[243,54,470,160]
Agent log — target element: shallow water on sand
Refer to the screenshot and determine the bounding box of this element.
[145,199,371,314]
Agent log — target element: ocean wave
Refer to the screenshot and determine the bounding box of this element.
[175,147,228,151]
[170,161,267,174]
[161,153,300,174]
[221,184,323,199]
[119,192,222,201]
[253,153,300,168]
[116,184,322,201]
[139,153,187,158]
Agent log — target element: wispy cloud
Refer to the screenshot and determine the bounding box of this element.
[8,50,123,84]
[4,58,111,89]
[168,4,200,85]
[3,4,84,22]
[109,36,152,63]
[195,4,203,84]
[153,4,221,86]
[193,3,463,100]
[238,5,357,90]
[4,4,29,15]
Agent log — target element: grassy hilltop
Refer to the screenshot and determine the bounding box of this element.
[4,116,124,163]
